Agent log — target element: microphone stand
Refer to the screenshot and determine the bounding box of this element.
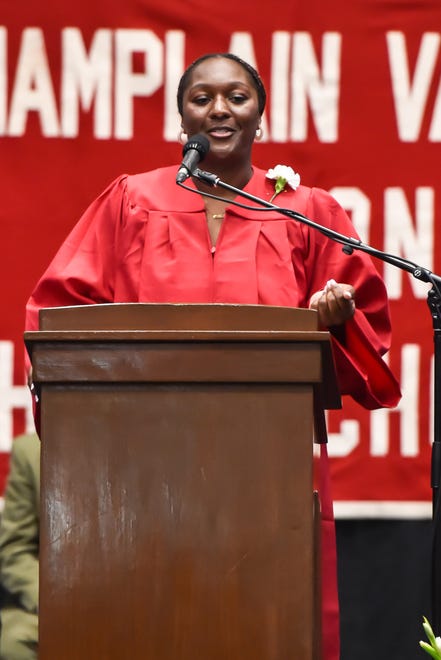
[186,166,441,632]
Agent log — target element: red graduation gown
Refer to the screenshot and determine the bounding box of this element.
[26,165,401,659]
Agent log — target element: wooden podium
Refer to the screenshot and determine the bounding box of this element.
[25,303,341,660]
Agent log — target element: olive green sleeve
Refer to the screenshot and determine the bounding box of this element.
[0,434,40,614]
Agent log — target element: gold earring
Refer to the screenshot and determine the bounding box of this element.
[178,130,188,144]
[255,127,263,141]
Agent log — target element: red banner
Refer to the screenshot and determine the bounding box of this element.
[1,0,439,515]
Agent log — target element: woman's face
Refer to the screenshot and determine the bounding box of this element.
[180,57,262,168]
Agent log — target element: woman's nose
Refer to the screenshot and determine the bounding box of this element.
[210,95,230,116]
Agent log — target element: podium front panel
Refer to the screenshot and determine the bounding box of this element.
[39,381,315,660]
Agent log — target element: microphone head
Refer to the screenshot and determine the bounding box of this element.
[182,134,210,161]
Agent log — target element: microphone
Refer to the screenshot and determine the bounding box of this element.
[176,134,210,184]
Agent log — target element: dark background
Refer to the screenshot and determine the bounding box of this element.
[337,520,432,659]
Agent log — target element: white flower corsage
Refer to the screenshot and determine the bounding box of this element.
[266,164,300,202]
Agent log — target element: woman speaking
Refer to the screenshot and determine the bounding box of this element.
[26,53,400,660]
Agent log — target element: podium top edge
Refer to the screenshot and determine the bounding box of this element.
[24,329,331,343]
[36,303,319,332]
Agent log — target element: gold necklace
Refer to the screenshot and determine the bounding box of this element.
[211,213,225,219]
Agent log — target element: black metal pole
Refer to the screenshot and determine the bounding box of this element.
[430,286,441,631]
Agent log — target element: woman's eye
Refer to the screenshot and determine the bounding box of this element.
[193,96,210,105]
[230,94,247,104]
